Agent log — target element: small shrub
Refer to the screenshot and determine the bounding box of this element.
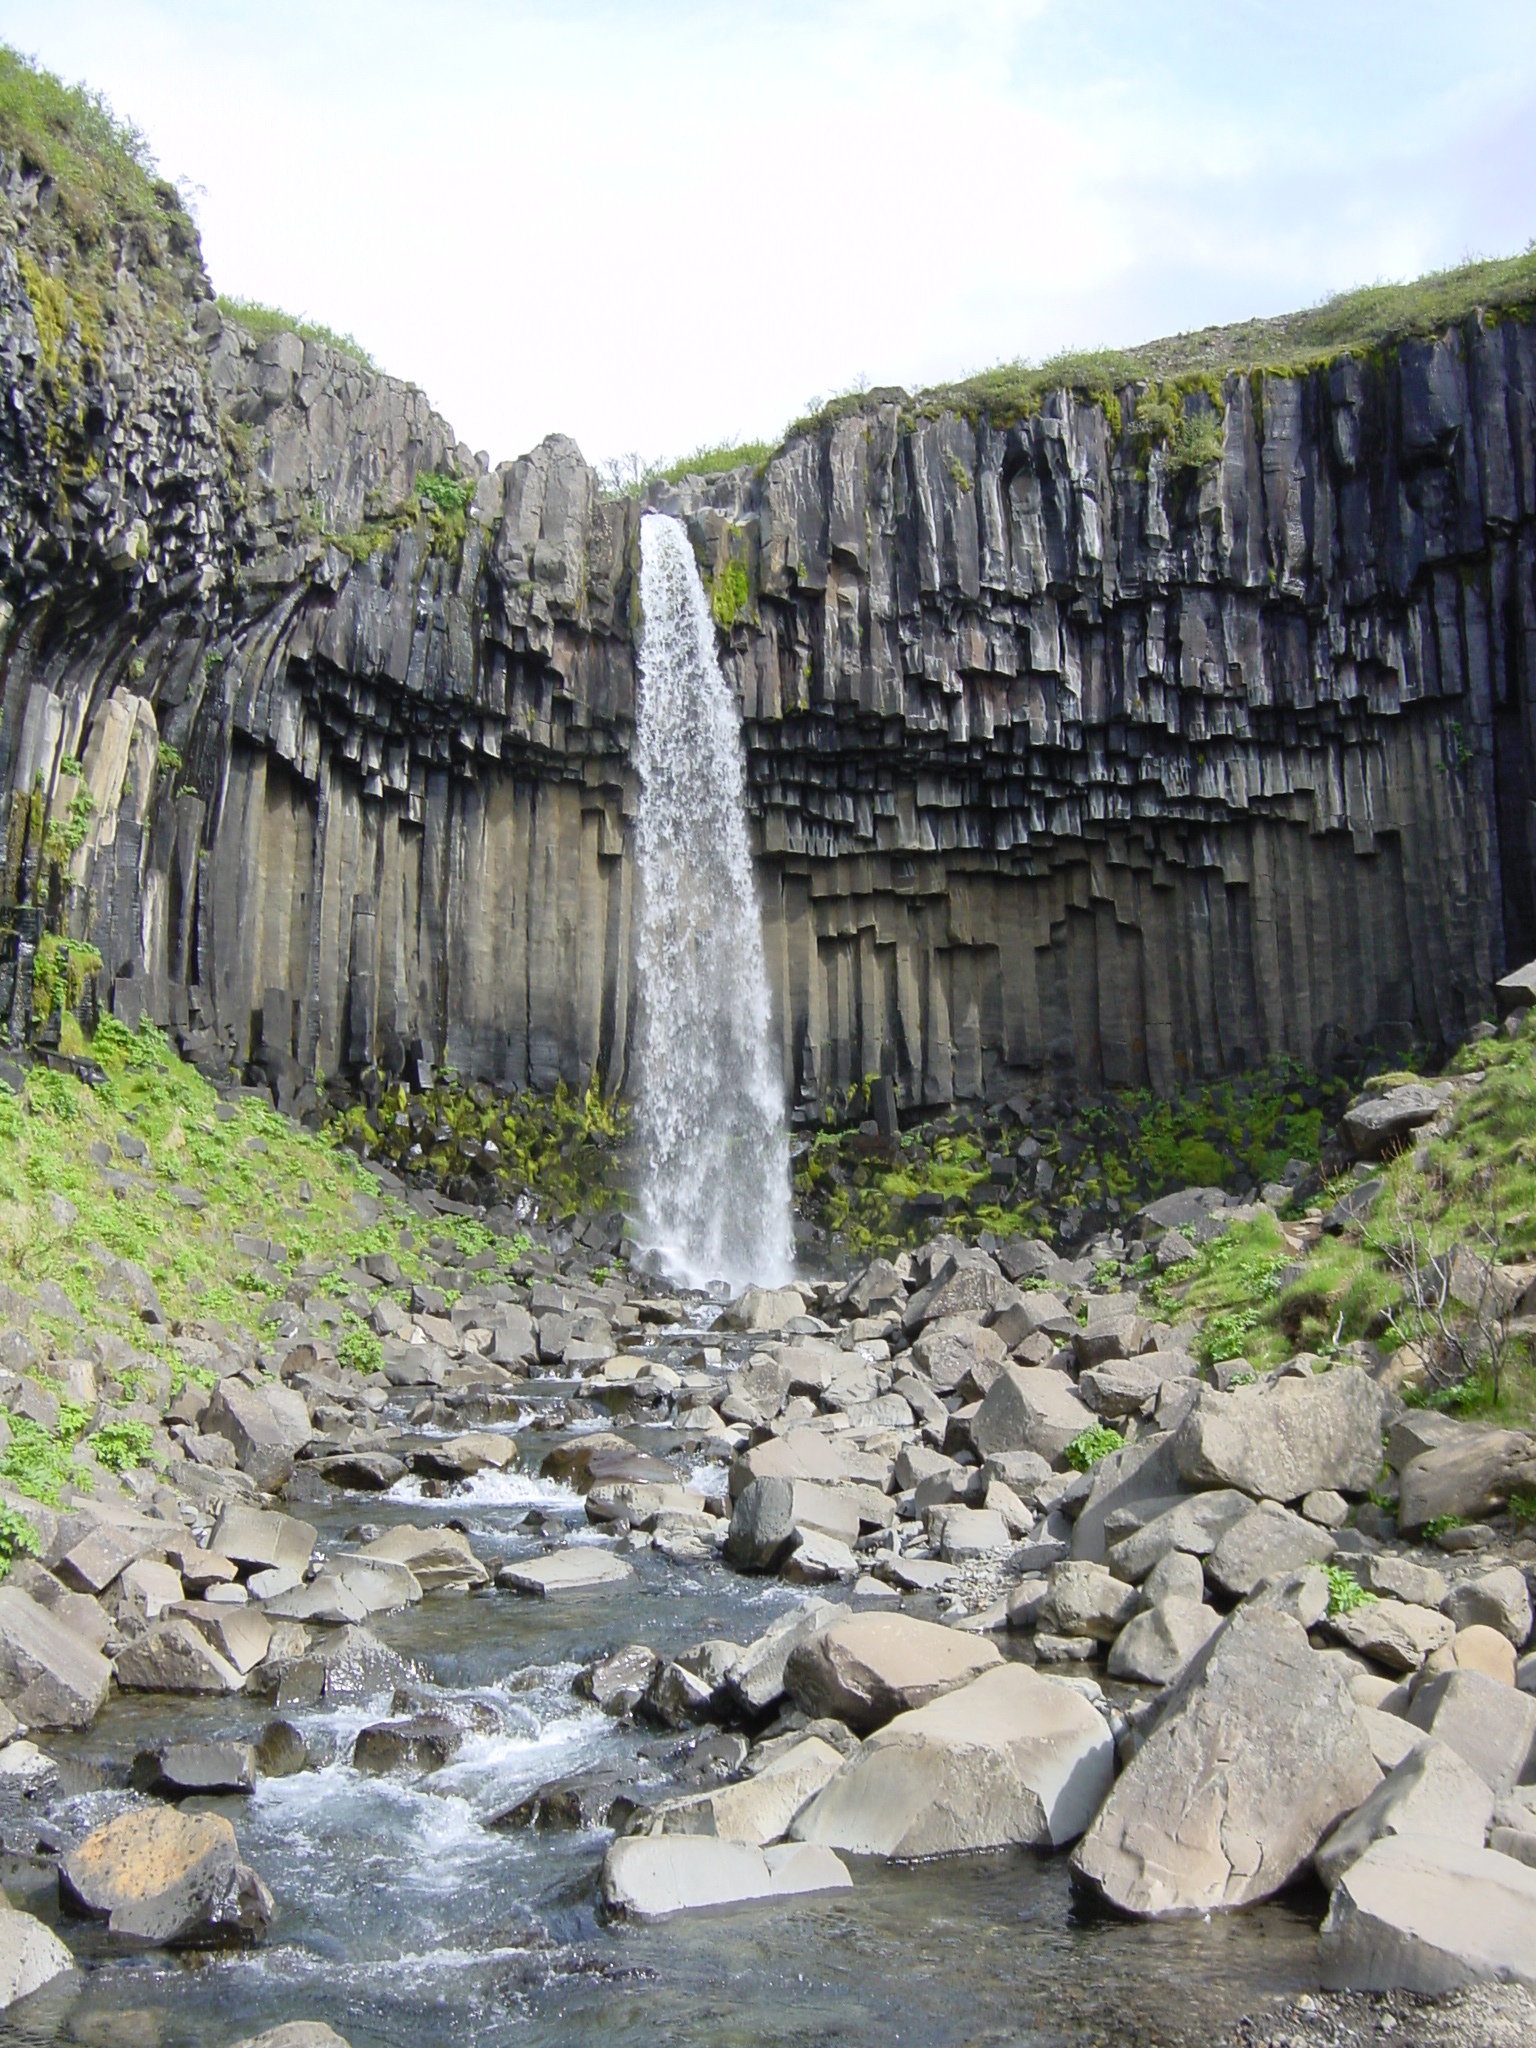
[1423,1513,1463,1543]
[337,1324,383,1375]
[0,1416,90,1504]
[1064,1424,1123,1471]
[90,1419,153,1472]
[0,1506,39,1578]
[1325,1565,1376,1617]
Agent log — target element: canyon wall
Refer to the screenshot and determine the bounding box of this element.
[2,143,1533,1113]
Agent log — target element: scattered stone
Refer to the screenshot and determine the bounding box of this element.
[211,1506,317,1576]
[793,1664,1113,1857]
[0,1905,74,2010]
[317,1451,406,1491]
[134,1740,258,1797]
[1071,1610,1381,1918]
[1365,1555,1449,1607]
[1043,1561,1140,1642]
[1405,1669,1536,1792]
[1107,1598,1222,1687]
[0,1585,112,1728]
[352,1714,463,1774]
[600,1836,851,1919]
[1205,1502,1338,1599]
[783,1612,1001,1734]
[1142,1550,1206,1607]
[229,2028,351,2048]
[497,1550,634,1595]
[59,1807,274,1947]
[255,1720,309,1776]
[1173,1367,1386,1502]
[1329,1600,1456,1674]
[1449,1624,1518,1685]
[114,1617,247,1694]
[201,1380,312,1489]
[938,1507,1011,1561]
[725,1601,846,1717]
[1443,1567,1533,1648]
[1302,1490,1351,1529]
[1103,1491,1252,1582]
[1320,1833,1536,1991]
[1397,1430,1536,1535]
[782,1530,860,1583]
[1343,1084,1448,1160]
[577,1645,661,1716]
[725,1476,798,1573]
[650,1736,845,1846]
[1314,1740,1495,1888]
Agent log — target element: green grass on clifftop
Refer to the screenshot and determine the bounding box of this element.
[216,294,378,371]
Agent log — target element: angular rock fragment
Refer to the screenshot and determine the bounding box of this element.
[60,1808,273,1947]
[1320,1833,1536,1991]
[1405,1669,1536,1792]
[1314,1740,1494,1888]
[1173,1367,1385,1501]
[784,1612,1001,1733]
[0,1905,73,2010]
[0,1586,112,1728]
[496,1549,633,1595]
[600,1836,851,1919]
[793,1664,1113,1857]
[1106,1598,1221,1687]
[1070,1610,1380,1918]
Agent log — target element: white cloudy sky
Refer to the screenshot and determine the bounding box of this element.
[4,2,1533,472]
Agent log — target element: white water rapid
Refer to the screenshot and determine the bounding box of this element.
[631,513,794,1290]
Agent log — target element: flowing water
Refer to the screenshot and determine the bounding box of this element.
[631,514,793,1291]
[2,1340,1329,2048]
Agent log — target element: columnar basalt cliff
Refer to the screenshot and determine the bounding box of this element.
[1,136,1533,1115]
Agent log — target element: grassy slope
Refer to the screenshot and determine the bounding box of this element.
[1145,1012,1536,1429]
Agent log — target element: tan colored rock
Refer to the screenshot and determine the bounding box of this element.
[792,1664,1113,1857]
[1328,1599,1456,1674]
[783,1612,1001,1733]
[650,1736,844,1845]
[1321,1833,1536,1992]
[359,1523,487,1591]
[60,1807,273,1947]
[600,1837,850,1919]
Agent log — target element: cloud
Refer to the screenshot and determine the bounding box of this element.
[2,0,1531,467]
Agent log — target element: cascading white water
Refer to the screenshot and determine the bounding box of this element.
[631,513,794,1290]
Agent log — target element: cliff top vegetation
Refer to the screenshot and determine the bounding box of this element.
[216,294,378,372]
[0,43,201,331]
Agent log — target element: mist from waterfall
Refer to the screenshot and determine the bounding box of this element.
[631,513,794,1291]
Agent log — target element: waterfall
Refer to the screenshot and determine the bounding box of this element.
[631,513,794,1290]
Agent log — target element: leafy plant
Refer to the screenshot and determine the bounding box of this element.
[1325,1565,1376,1617]
[30,934,101,1021]
[0,1416,91,1504]
[1064,1424,1123,1471]
[216,294,376,369]
[89,1419,153,1472]
[337,1324,383,1375]
[0,1506,39,1578]
[1423,1513,1463,1543]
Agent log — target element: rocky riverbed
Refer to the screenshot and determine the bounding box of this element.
[0,1022,1535,2044]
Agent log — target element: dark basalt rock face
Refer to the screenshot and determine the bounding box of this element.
[1,137,1532,1114]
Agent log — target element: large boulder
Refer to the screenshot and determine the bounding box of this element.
[646,1736,844,1846]
[113,1618,246,1694]
[1328,1599,1454,1674]
[60,1807,274,1947]
[1070,1609,1381,1918]
[0,1904,73,2010]
[1314,1740,1494,1888]
[201,1380,312,1489]
[210,1505,317,1575]
[792,1664,1113,1858]
[1442,1567,1533,1648]
[729,1429,847,1499]
[496,1549,633,1596]
[1404,1669,1536,1792]
[600,1837,850,1919]
[783,1612,1001,1734]
[1397,1429,1536,1535]
[1342,1083,1448,1160]
[1106,1598,1222,1687]
[1204,1501,1337,1598]
[724,1600,846,1716]
[971,1368,1094,1466]
[1173,1367,1386,1501]
[1103,1491,1251,1582]
[359,1523,487,1591]
[0,1586,112,1728]
[1320,1833,1536,1992]
[1042,1562,1139,1642]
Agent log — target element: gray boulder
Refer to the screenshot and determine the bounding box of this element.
[1328,1599,1454,1673]
[1070,1609,1381,1918]
[1397,1430,1536,1535]
[1042,1561,1140,1642]
[201,1380,312,1489]
[497,1550,633,1596]
[0,1586,112,1728]
[1204,1502,1337,1599]
[1443,1567,1533,1648]
[1107,1598,1222,1687]
[784,1612,1001,1733]
[971,1367,1094,1466]
[210,1505,317,1574]
[231,2028,352,2048]
[113,1618,246,1694]
[1314,1740,1495,1888]
[1104,1491,1252,1583]
[792,1664,1113,1857]
[1405,1669,1536,1793]
[600,1837,851,1919]
[1342,1084,1448,1160]
[724,1600,846,1716]
[1173,1366,1386,1501]
[1320,1833,1536,1991]
[135,1740,258,1797]
[0,1905,73,2010]
[60,1807,274,1947]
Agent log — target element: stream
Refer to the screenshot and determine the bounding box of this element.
[0,1335,1328,2048]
